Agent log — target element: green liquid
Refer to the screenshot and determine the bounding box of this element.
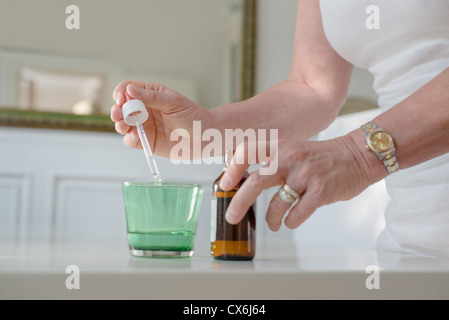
[128,230,195,251]
[123,182,203,257]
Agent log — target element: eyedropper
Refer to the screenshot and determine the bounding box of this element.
[122,92,162,184]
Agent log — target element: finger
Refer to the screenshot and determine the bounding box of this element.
[219,143,251,191]
[264,165,306,230]
[126,83,182,113]
[265,191,294,232]
[264,180,303,231]
[225,169,283,225]
[113,81,160,105]
[110,104,123,122]
[284,190,317,229]
[220,140,275,191]
[123,128,141,149]
[114,120,131,135]
[113,80,133,105]
[219,160,250,192]
[111,102,131,135]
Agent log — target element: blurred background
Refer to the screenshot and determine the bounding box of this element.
[0,0,388,257]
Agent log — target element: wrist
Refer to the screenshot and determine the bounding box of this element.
[344,129,389,184]
[196,108,227,158]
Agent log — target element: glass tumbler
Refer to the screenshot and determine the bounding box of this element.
[122,182,204,258]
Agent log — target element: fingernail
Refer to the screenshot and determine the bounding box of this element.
[219,176,232,190]
[134,86,144,97]
[128,83,141,95]
[115,94,122,105]
[225,209,238,224]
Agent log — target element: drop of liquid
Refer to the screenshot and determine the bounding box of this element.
[153,174,162,185]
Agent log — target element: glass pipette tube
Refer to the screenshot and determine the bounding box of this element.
[124,91,162,184]
[136,121,161,184]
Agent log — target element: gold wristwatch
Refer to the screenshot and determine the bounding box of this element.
[361,121,399,175]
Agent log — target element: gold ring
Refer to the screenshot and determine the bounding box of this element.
[283,184,299,199]
[278,184,300,204]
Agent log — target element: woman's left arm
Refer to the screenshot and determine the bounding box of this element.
[349,66,449,174]
[222,67,449,230]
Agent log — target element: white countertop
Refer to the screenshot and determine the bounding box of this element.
[1,235,449,300]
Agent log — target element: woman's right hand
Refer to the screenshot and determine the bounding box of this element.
[110,81,213,159]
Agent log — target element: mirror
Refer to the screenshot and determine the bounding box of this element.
[0,0,256,132]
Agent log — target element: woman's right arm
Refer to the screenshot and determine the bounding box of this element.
[111,0,353,155]
[210,0,353,140]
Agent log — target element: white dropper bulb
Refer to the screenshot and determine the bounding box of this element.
[122,92,162,184]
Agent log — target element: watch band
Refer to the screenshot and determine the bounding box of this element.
[361,121,400,175]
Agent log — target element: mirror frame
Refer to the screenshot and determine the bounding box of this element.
[0,0,256,133]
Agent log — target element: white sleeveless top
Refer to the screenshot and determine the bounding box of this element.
[319,0,449,258]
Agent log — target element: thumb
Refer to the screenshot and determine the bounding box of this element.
[126,83,179,113]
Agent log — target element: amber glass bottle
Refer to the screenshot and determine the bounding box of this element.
[210,151,256,260]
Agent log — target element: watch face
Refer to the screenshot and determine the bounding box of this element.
[368,131,393,152]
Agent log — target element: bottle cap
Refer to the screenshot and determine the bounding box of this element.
[122,92,148,126]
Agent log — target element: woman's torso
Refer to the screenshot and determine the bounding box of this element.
[319,0,449,258]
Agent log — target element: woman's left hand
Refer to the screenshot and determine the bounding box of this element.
[219,133,386,231]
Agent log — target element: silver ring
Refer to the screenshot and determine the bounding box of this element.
[278,184,300,204]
